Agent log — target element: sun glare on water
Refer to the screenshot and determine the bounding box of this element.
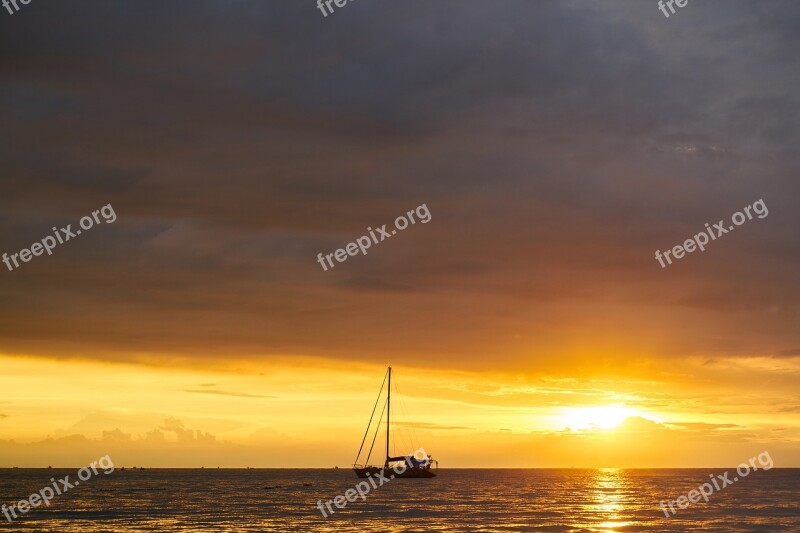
[561,405,637,431]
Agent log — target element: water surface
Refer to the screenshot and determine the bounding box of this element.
[1,468,798,531]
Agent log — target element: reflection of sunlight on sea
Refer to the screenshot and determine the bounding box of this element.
[589,468,632,532]
[0,467,797,531]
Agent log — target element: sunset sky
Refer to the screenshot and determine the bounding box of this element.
[1,0,799,468]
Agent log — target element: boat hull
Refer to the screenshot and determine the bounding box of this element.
[353,466,436,479]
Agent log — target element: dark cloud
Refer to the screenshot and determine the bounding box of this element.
[0,1,798,369]
[336,277,420,293]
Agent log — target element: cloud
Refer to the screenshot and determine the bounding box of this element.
[393,422,473,431]
[184,389,275,399]
[159,417,216,444]
[0,410,794,467]
[102,428,132,441]
[662,422,742,432]
[774,349,800,358]
[336,277,419,293]
[615,416,662,432]
[0,418,321,467]
[550,417,751,439]
[0,0,797,372]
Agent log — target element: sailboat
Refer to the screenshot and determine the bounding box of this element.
[352,366,437,479]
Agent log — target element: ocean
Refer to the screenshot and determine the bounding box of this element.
[0,468,798,531]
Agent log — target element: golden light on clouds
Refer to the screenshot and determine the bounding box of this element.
[1,352,798,468]
[559,405,650,432]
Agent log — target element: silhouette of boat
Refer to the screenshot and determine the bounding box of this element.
[352,366,437,479]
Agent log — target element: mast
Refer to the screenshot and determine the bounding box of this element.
[386,366,391,466]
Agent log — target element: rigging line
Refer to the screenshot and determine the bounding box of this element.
[390,380,397,455]
[365,397,388,467]
[390,376,395,456]
[392,378,397,457]
[354,367,388,465]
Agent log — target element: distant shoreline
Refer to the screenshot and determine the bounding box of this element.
[2,467,799,470]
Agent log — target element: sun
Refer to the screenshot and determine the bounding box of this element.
[561,405,636,431]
